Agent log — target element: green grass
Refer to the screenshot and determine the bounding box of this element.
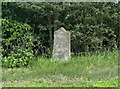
[2,50,118,87]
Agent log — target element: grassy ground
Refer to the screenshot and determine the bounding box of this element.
[2,50,118,87]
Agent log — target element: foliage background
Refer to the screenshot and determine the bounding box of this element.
[2,2,119,67]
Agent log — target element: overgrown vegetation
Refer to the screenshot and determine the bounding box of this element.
[2,18,34,68]
[1,2,119,87]
[2,50,118,87]
[2,2,119,67]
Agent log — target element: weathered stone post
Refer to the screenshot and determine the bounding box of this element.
[53,27,71,61]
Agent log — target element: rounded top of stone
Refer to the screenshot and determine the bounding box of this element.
[59,27,67,32]
[60,27,65,29]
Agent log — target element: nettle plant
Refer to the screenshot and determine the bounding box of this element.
[2,17,34,68]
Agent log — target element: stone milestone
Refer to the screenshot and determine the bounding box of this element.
[53,27,71,61]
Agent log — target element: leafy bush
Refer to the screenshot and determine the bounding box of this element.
[71,25,117,53]
[3,2,117,54]
[2,49,34,68]
[2,17,34,67]
[2,2,118,61]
